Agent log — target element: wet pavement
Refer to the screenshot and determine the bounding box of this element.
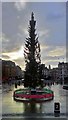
[1,83,68,119]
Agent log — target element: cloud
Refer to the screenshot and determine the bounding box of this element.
[13,57,25,70]
[48,47,66,57]
[2,33,9,43]
[0,33,2,54]
[38,29,49,38]
[2,45,24,60]
[2,2,66,69]
[41,46,66,67]
[43,57,66,69]
[44,60,59,68]
[2,33,10,53]
[2,32,25,53]
[40,44,49,51]
[20,27,28,36]
[47,12,64,21]
[2,55,10,59]
[14,0,27,11]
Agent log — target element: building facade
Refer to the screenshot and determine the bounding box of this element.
[2,60,24,82]
[40,62,68,82]
[58,62,68,82]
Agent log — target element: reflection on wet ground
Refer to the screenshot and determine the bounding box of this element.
[2,83,68,118]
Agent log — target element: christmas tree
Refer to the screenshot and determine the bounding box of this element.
[24,12,42,88]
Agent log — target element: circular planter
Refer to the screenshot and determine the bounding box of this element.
[13,88,54,102]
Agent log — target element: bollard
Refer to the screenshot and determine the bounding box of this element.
[57,82,58,85]
[48,83,49,86]
[54,102,60,117]
[53,82,54,85]
[15,83,17,88]
[51,82,52,85]
[18,81,20,86]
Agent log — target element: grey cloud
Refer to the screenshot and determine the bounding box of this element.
[44,61,59,68]
[2,54,10,59]
[47,12,64,21]
[2,2,30,53]
[2,33,25,53]
[2,2,66,68]
[13,57,25,69]
[42,55,66,61]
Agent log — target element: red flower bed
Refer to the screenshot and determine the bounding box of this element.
[15,93,53,99]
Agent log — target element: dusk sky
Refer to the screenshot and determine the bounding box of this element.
[2,2,66,70]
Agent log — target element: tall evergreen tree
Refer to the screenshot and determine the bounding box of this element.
[24,12,42,88]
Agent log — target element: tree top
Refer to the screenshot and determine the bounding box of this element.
[31,12,34,20]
